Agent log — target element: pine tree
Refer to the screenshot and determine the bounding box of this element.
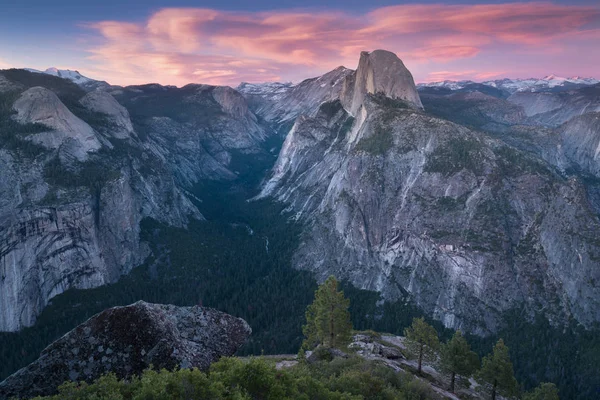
[478,339,518,400]
[404,317,439,374]
[302,276,352,349]
[523,382,560,400]
[439,330,479,392]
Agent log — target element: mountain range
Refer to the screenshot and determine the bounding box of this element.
[1,49,600,398]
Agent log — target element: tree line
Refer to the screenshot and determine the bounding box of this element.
[303,276,560,400]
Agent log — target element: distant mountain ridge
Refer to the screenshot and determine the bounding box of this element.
[418,75,600,94]
[24,67,109,90]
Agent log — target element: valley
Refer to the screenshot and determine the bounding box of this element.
[1,51,600,399]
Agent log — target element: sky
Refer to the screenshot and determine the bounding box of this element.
[1,0,599,87]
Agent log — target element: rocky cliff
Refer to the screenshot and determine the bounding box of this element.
[13,87,102,161]
[0,70,270,332]
[79,90,134,139]
[0,301,251,399]
[507,84,600,127]
[257,52,600,335]
[341,50,423,115]
[239,66,353,126]
[238,50,423,126]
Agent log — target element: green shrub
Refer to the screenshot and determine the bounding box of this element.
[32,356,444,400]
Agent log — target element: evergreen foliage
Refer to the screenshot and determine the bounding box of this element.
[439,330,479,392]
[30,356,442,400]
[478,339,518,400]
[523,382,560,400]
[302,276,352,349]
[404,317,440,374]
[0,90,48,157]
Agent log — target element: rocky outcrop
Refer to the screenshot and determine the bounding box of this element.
[79,90,134,139]
[13,87,101,161]
[0,301,251,399]
[341,50,423,115]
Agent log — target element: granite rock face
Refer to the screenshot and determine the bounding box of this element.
[0,301,251,399]
[257,53,600,335]
[0,68,270,335]
[110,83,269,183]
[13,87,102,161]
[0,68,275,332]
[559,112,600,177]
[0,146,201,331]
[238,50,422,126]
[238,66,353,126]
[341,50,423,115]
[79,90,134,139]
[508,85,600,127]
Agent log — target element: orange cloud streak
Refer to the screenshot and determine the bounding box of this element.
[83,2,600,86]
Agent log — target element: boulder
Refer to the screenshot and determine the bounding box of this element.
[306,346,349,364]
[0,301,251,399]
[379,345,404,360]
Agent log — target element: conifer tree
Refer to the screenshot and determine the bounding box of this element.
[439,330,479,392]
[523,382,560,400]
[302,276,352,349]
[404,317,439,373]
[478,339,518,400]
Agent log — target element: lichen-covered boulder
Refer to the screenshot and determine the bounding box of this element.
[0,301,251,399]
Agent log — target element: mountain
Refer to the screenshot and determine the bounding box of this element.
[238,66,353,129]
[2,50,600,398]
[418,75,600,95]
[0,68,273,332]
[253,50,600,336]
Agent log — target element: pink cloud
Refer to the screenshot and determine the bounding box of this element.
[425,70,507,82]
[83,2,600,86]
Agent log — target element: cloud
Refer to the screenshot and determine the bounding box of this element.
[425,70,507,82]
[0,58,12,69]
[83,2,600,86]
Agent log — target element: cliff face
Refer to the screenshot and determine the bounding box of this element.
[559,112,600,177]
[0,70,268,332]
[257,52,600,335]
[508,85,600,127]
[110,83,269,184]
[79,90,134,139]
[13,87,102,161]
[0,143,200,331]
[0,301,251,399]
[238,66,353,126]
[341,50,423,115]
[238,50,422,126]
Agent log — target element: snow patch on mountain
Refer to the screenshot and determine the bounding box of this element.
[237,82,294,101]
[418,75,600,93]
[24,67,104,88]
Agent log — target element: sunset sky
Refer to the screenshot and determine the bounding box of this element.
[1,0,599,87]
